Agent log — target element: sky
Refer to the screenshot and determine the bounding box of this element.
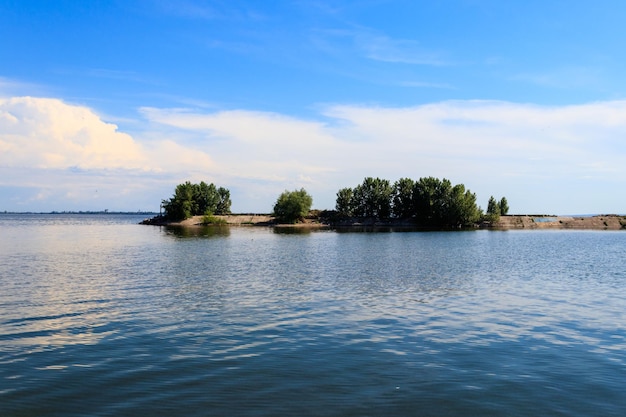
[1,0,626,214]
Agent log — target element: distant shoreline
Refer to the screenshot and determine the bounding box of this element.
[1,211,158,215]
[141,214,626,230]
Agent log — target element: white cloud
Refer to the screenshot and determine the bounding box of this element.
[2,95,626,213]
[141,100,626,213]
[141,106,339,178]
[0,96,216,173]
[327,100,626,184]
[0,97,217,211]
[0,97,147,169]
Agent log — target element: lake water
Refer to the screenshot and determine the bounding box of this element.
[1,214,626,416]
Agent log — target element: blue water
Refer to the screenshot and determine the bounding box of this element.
[1,214,626,416]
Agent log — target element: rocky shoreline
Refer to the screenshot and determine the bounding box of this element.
[142,214,626,230]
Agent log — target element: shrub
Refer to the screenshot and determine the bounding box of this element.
[273,188,313,224]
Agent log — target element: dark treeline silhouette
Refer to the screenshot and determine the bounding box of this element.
[335,176,488,228]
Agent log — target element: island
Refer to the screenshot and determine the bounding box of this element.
[142,178,625,230]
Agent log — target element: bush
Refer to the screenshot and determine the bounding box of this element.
[273,188,313,223]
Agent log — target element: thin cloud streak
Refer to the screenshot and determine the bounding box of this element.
[360,34,450,66]
[398,81,454,89]
[0,77,50,98]
[511,66,605,90]
[310,28,451,67]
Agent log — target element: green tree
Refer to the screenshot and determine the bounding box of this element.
[194,181,219,215]
[412,177,481,228]
[216,187,232,215]
[335,187,354,217]
[413,177,452,226]
[273,188,313,223]
[499,197,509,215]
[445,184,482,227]
[350,177,392,219]
[162,181,195,220]
[486,196,501,222]
[392,177,415,218]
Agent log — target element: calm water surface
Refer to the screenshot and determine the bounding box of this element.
[1,214,626,416]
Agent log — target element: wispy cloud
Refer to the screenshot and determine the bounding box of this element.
[85,68,161,85]
[359,34,449,66]
[398,80,454,89]
[311,27,451,66]
[512,66,604,90]
[0,77,48,97]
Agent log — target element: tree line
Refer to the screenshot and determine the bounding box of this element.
[335,176,507,228]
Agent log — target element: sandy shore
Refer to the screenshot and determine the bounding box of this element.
[154,214,273,227]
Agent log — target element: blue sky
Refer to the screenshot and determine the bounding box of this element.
[1,0,626,214]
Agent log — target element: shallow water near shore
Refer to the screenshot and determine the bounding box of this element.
[1,214,626,416]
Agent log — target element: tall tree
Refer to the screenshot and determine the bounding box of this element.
[413,177,452,226]
[499,197,509,215]
[335,187,354,217]
[162,181,195,220]
[216,187,232,215]
[194,181,219,215]
[392,177,415,218]
[350,177,392,219]
[486,196,501,222]
[445,184,481,227]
